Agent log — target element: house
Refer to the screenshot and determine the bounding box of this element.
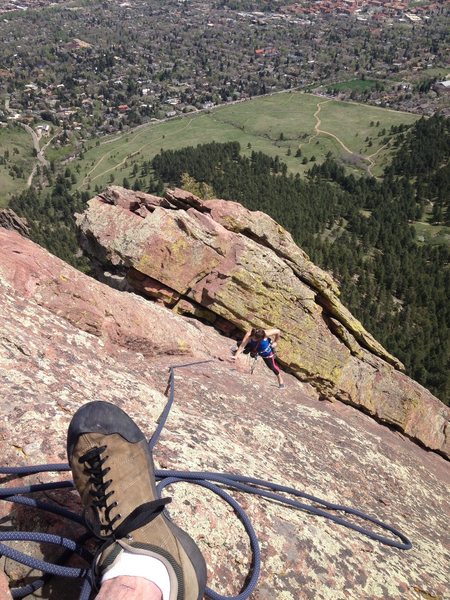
[405,13,422,22]
[434,80,450,93]
[37,124,51,135]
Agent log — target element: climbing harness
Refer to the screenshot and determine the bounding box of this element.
[0,360,412,599]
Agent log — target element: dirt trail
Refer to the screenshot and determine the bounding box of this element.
[311,99,355,154]
[80,119,195,188]
[19,123,52,188]
[366,141,390,177]
[4,96,55,188]
[307,99,382,175]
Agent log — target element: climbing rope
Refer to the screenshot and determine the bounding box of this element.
[0,360,412,599]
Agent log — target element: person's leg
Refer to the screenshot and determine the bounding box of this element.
[95,576,162,600]
[0,556,164,600]
[0,573,12,600]
[68,401,207,600]
[262,355,285,387]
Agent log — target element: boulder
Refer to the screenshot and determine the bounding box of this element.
[75,187,450,457]
[0,228,224,361]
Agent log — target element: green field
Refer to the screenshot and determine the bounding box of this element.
[0,92,420,204]
[413,222,450,246]
[415,66,449,80]
[0,124,35,206]
[71,92,419,193]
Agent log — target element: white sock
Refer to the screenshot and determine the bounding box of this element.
[101,551,171,600]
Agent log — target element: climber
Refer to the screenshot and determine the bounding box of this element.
[232,327,285,388]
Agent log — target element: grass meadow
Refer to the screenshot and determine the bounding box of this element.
[413,220,450,246]
[71,92,419,194]
[3,91,445,247]
[0,92,419,205]
[0,124,35,207]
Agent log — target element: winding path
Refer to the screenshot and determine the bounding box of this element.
[80,118,195,188]
[366,141,390,177]
[5,96,54,188]
[305,99,381,175]
[19,123,51,187]
[311,99,354,154]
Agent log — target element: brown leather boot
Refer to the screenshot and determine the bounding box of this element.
[67,401,207,599]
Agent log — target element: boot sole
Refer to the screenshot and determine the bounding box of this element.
[165,518,208,599]
[67,401,145,461]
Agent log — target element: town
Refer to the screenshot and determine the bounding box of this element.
[0,0,448,140]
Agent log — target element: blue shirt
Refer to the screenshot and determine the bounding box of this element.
[247,337,273,357]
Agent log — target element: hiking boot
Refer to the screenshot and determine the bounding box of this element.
[67,400,207,599]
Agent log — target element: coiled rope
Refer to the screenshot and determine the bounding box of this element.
[0,360,412,599]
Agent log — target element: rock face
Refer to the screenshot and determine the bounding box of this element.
[75,186,449,458]
[0,208,29,237]
[0,227,449,600]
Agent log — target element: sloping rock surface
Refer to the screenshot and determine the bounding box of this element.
[75,187,449,457]
[0,228,450,600]
[0,228,449,600]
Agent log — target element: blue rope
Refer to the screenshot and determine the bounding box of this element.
[0,360,412,599]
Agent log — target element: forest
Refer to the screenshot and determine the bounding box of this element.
[9,115,449,404]
[151,115,450,404]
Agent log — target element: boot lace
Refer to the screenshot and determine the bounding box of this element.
[78,445,170,540]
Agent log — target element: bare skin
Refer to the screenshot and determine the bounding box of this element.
[0,573,162,600]
[234,327,281,358]
[95,576,162,600]
[0,573,11,600]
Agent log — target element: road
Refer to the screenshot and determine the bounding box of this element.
[4,96,51,187]
[19,122,50,187]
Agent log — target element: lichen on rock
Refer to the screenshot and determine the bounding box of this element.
[0,225,449,600]
[75,187,449,457]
